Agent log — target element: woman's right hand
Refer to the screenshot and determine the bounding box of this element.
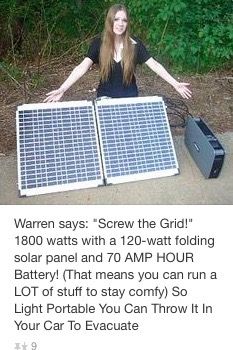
[43,88,65,103]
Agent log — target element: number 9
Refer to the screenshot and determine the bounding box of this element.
[31,342,37,350]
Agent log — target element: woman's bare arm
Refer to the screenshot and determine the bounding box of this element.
[44,57,93,102]
[145,57,192,99]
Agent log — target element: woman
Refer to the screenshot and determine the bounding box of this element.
[44,4,191,102]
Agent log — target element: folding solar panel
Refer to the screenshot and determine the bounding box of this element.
[16,101,103,196]
[16,96,179,196]
[95,96,179,184]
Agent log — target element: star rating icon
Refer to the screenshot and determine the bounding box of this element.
[22,343,28,350]
[14,342,28,350]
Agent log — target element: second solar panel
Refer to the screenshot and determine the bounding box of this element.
[95,96,179,184]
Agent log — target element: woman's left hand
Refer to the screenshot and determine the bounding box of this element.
[173,82,192,99]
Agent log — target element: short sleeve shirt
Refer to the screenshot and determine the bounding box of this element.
[87,36,151,65]
[86,36,151,98]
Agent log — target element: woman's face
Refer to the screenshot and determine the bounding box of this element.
[113,10,128,36]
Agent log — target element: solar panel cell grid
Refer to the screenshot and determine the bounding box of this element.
[17,102,103,195]
[96,97,178,183]
[16,97,179,196]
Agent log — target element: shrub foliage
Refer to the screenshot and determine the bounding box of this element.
[126,0,233,72]
[0,0,232,72]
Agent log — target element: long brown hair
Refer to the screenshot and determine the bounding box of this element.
[99,4,135,85]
